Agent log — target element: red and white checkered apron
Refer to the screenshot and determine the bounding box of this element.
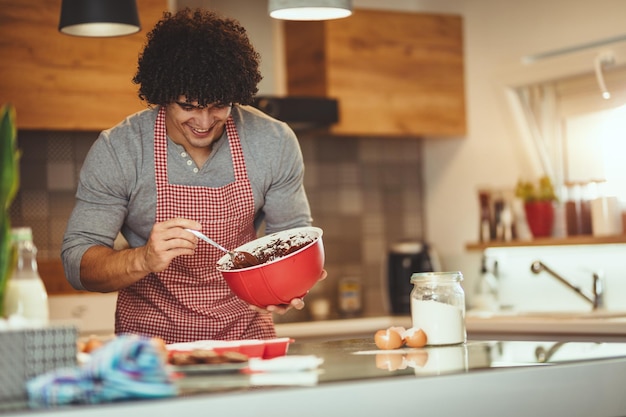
[115,107,276,344]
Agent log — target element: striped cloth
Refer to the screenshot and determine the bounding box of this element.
[26,335,176,406]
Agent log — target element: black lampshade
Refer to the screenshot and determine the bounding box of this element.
[59,0,141,37]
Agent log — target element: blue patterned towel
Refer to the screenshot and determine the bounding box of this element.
[26,334,176,406]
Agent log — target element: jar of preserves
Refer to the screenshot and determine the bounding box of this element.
[410,271,466,346]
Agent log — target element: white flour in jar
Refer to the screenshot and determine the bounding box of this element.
[411,299,466,345]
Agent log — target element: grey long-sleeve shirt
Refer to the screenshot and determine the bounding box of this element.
[61,105,312,290]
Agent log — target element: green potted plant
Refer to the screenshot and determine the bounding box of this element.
[515,176,558,238]
[0,103,20,316]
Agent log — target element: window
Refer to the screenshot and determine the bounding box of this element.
[516,64,626,204]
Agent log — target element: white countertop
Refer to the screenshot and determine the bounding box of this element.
[465,310,626,341]
[275,312,626,342]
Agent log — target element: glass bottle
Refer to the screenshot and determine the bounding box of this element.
[3,227,49,325]
[564,181,581,236]
[338,276,362,317]
[477,188,492,242]
[579,181,595,235]
[410,271,466,345]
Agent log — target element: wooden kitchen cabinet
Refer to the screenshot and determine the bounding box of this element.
[0,0,167,131]
[283,9,466,137]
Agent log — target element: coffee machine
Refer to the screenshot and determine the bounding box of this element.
[386,241,440,314]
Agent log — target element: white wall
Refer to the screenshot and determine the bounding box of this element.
[419,0,626,269]
[419,0,626,310]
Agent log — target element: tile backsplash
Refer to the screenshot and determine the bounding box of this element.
[9,130,97,260]
[10,129,426,321]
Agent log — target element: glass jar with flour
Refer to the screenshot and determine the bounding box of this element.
[410,271,466,345]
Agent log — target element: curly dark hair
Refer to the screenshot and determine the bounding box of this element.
[133,8,262,107]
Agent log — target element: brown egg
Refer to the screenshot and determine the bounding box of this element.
[83,337,104,353]
[151,337,167,352]
[151,337,168,361]
[375,353,406,371]
[374,328,404,350]
[404,327,428,348]
[389,326,406,335]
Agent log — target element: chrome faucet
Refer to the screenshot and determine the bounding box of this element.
[530,260,605,310]
[535,341,567,363]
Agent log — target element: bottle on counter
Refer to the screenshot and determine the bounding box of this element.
[564,181,582,236]
[477,188,492,242]
[3,227,49,325]
[337,276,362,317]
[580,181,594,235]
[590,180,623,237]
[492,191,505,241]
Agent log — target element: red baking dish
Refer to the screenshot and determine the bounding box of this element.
[166,338,294,360]
[209,340,265,359]
[262,337,294,359]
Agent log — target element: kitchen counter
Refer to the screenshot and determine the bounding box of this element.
[274,315,413,341]
[465,310,626,342]
[275,313,626,342]
[4,337,626,417]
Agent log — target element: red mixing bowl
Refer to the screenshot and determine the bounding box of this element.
[216,226,324,308]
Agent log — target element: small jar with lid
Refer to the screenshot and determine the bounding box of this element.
[410,271,466,346]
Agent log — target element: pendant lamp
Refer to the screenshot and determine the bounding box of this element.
[59,0,141,37]
[269,0,352,21]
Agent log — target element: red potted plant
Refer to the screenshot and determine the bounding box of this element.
[515,176,558,238]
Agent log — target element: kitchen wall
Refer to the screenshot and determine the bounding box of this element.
[296,132,425,321]
[10,129,425,322]
[414,0,626,310]
[9,131,94,260]
[11,0,626,327]
[413,0,626,262]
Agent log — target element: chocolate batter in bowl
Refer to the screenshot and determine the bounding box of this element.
[216,226,325,308]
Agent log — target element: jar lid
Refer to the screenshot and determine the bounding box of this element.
[11,227,33,242]
[389,240,424,254]
[410,271,463,283]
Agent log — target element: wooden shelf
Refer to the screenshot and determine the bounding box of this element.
[466,235,626,251]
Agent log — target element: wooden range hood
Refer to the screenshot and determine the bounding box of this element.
[283,8,467,137]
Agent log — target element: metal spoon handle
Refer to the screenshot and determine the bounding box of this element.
[185,229,230,254]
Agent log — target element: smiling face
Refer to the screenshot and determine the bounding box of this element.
[164,98,233,162]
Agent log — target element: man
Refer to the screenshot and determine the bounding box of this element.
[62,8,318,344]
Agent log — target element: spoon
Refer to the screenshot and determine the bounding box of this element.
[185,229,260,268]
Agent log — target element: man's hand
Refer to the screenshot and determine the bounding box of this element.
[249,269,328,315]
[80,218,202,292]
[140,218,202,273]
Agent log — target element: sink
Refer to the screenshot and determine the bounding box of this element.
[465,310,626,339]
